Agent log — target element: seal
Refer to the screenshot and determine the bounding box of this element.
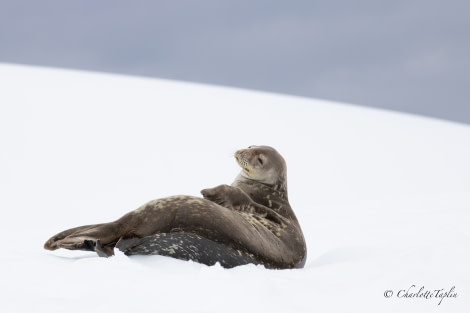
[44,145,307,269]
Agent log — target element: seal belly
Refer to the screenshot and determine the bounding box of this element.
[121,232,261,268]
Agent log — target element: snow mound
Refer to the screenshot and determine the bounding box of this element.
[1,63,469,312]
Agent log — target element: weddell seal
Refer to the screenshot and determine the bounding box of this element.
[44,145,307,269]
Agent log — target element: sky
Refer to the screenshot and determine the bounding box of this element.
[1,1,469,124]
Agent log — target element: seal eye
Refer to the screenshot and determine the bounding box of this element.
[257,157,264,165]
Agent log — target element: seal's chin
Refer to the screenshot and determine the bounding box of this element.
[240,169,252,180]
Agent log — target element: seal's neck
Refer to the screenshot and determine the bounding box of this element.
[232,174,288,198]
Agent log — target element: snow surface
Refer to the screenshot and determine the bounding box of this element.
[1,63,469,313]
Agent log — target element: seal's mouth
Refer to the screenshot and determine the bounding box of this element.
[235,150,251,175]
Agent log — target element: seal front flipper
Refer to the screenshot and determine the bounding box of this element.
[201,184,253,209]
[201,185,234,208]
[201,184,285,225]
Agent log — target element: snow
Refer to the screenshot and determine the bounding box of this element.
[1,63,469,312]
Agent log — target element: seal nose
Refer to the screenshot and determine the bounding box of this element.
[234,150,243,162]
[235,150,248,168]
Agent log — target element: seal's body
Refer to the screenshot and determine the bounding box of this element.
[44,146,306,269]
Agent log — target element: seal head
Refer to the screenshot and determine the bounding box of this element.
[235,145,287,187]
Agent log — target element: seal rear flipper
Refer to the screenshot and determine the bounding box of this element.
[44,223,107,250]
[83,240,114,257]
[122,232,261,268]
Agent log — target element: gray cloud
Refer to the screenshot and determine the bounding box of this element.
[1,0,469,124]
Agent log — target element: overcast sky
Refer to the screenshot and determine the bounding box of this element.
[1,1,469,124]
